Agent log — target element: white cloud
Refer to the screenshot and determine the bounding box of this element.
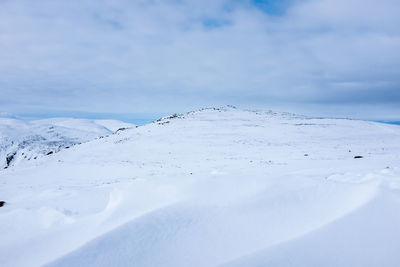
[0,0,399,119]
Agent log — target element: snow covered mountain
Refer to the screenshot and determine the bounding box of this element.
[0,117,134,169]
[0,106,399,267]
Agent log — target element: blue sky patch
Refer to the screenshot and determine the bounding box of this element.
[251,0,292,15]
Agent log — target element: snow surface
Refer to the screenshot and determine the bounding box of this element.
[0,106,399,267]
[0,117,135,169]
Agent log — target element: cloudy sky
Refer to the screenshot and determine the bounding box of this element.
[0,0,399,121]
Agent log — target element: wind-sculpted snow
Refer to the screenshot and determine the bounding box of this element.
[0,117,134,169]
[220,192,400,267]
[0,107,399,267]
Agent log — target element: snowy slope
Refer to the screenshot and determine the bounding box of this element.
[0,117,135,169]
[0,106,399,267]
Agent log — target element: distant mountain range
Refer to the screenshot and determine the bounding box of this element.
[0,117,135,169]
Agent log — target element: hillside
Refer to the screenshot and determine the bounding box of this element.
[0,106,399,267]
[0,117,134,169]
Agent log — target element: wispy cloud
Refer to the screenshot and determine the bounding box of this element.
[0,0,399,119]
